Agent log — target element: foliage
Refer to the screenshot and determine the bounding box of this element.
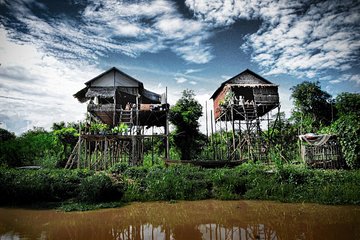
[290,81,333,132]
[335,92,360,117]
[0,168,125,205]
[1,164,360,208]
[0,127,61,167]
[52,123,79,167]
[331,114,359,168]
[0,128,15,142]
[265,112,299,163]
[111,123,128,134]
[0,168,92,204]
[169,90,206,160]
[78,173,124,203]
[89,122,109,133]
[144,165,211,201]
[319,93,360,168]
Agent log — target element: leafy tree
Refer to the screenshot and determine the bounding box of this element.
[332,93,360,168]
[169,90,206,160]
[0,127,61,167]
[290,81,333,132]
[0,128,15,142]
[335,92,360,117]
[52,122,79,167]
[266,112,299,162]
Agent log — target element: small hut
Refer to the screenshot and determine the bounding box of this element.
[67,67,169,169]
[299,133,344,169]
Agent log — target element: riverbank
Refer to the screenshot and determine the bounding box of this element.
[1,163,360,211]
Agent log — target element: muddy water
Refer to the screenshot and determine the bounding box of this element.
[0,200,359,240]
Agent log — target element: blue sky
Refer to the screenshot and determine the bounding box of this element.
[0,0,359,135]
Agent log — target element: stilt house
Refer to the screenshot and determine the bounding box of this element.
[67,67,169,169]
[210,69,280,161]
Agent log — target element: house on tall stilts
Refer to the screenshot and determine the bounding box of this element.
[210,69,280,161]
[67,67,169,169]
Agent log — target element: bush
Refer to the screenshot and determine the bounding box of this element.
[145,165,211,201]
[1,163,360,208]
[78,173,124,203]
[0,168,90,204]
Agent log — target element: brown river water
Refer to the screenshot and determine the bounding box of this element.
[0,200,359,240]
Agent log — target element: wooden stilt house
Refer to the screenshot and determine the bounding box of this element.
[67,67,169,169]
[210,69,280,161]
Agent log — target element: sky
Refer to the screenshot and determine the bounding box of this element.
[0,0,359,135]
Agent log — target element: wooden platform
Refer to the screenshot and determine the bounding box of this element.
[165,159,247,168]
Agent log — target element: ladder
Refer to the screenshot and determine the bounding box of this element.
[119,110,133,125]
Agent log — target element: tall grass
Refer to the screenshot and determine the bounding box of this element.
[1,163,359,209]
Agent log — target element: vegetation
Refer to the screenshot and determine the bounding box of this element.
[169,89,206,160]
[290,81,333,131]
[1,163,359,210]
[0,82,359,210]
[0,127,62,168]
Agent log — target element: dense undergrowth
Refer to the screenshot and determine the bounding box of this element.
[1,163,359,211]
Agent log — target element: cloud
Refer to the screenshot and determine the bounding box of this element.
[175,77,188,84]
[184,68,204,75]
[1,0,214,64]
[186,0,360,81]
[349,74,360,85]
[221,75,231,80]
[0,28,98,134]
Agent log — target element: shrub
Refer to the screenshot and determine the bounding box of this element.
[78,173,124,203]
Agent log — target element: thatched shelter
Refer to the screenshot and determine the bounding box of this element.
[299,133,344,169]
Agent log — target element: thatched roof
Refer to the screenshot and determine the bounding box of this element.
[73,67,162,104]
[210,69,277,99]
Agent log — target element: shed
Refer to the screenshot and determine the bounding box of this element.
[299,133,344,169]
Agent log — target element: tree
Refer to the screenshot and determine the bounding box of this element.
[0,128,15,142]
[169,90,205,160]
[290,81,333,132]
[335,92,360,117]
[333,93,360,168]
[266,112,299,162]
[0,127,61,167]
[52,122,79,167]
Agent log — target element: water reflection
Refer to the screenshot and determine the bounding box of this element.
[1,200,359,240]
[106,223,278,240]
[199,224,277,240]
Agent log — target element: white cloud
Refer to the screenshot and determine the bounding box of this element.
[0,28,99,134]
[184,68,204,74]
[175,77,188,84]
[187,0,360,82]
[221,75,231,80]
[1,0,214,65]
[349,74,360,85]
[329,80,341,84]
